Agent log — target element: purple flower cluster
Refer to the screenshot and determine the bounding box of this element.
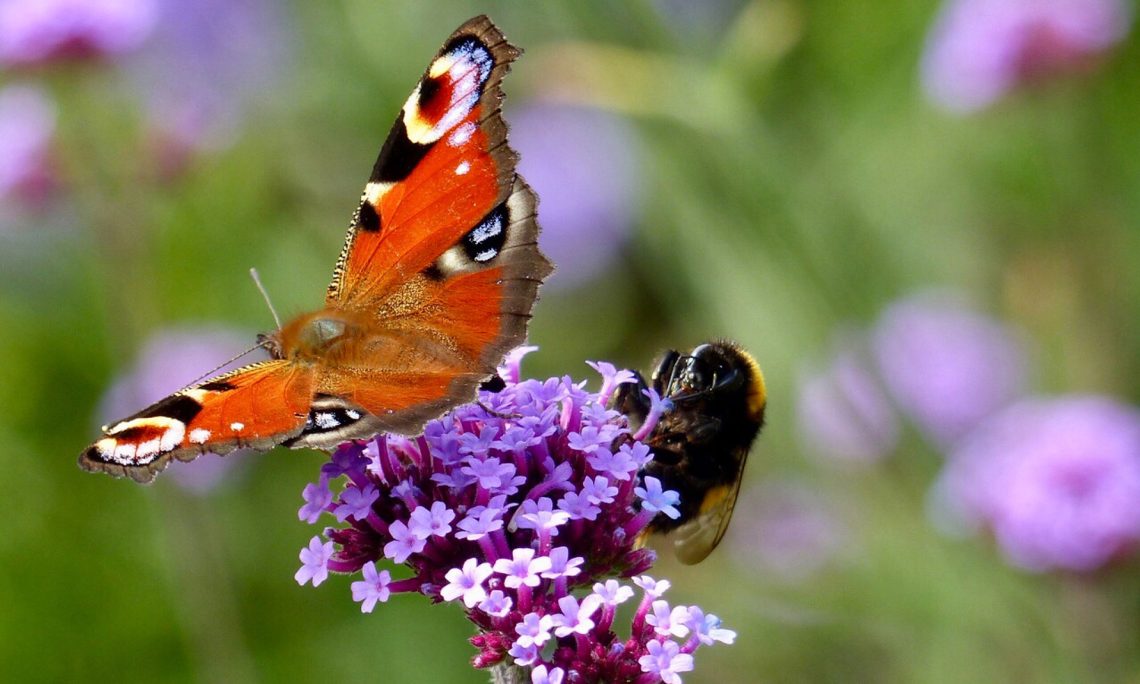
[796,339,900,464]
[294,348,735,681]
[933,397,1140,572]
[0,83,56,208]
[873,293,1027,447]
[511,104,639,291]
[797,291,1026,460]
[0,0,157,66]
[921,0,1132,113]
[127,0,289,162]
[1,0,289,200]
[799,290,1140,573]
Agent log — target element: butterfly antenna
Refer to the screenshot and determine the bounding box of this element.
[249,267,283,330]
[184,341,267,388]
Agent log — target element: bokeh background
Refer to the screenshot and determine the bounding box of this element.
[3,0,1140,681]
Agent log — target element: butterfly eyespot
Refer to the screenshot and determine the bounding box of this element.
[404,38,494,147]
[314,412,341,429]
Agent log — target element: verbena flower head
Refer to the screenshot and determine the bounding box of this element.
[872,292,1026,447]
[296,348,736,681]
[0,84,57,208]
[796,338,899,464]
[0,0,157,66]
[921,0,1132,113]
[127,0,290,162]
[512,104,638,291]
[933,396,1140,572]
[727,480,846,584]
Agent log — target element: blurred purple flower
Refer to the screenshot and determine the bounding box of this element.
[653,0,747,38]
[97,325,261,494]
[933,396,1140,572]
[873,292,1027,447]
[0,0,157,66]
[512,105,639,290]
[728,480,846,583]
[921,0,1132,113]
[127,0,289,162]
[0,84,56,208]
[796,340,899,463]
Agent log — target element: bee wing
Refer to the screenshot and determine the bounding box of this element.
[671,446,749,565]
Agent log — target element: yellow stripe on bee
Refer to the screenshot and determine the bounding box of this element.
[738,349,767,420]
[699,484,733,515]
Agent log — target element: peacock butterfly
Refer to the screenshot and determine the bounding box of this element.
[80,16,552,483]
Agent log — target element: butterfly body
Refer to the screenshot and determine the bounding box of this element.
[81,16,551,483]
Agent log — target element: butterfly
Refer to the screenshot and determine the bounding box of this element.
[80,16,552,483]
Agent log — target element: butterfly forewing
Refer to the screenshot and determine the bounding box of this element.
[312,16,551,433]
[327,16,526,305]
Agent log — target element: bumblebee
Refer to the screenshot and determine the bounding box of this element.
[611,341,765,564]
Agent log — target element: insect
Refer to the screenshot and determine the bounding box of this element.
[80,16,552,483]
[612,341,765,564]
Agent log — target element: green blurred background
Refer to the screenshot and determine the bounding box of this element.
[3,0,1139,681]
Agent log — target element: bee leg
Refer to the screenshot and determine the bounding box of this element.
[688,416,723,444]
[649,349,682,395]
[609,369,651,426]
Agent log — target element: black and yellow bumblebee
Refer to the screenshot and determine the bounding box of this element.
[611,340,765,564]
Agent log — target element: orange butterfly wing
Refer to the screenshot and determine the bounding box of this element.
[79,361,312,483]
[293,17,550,439]
[80,16,551,482]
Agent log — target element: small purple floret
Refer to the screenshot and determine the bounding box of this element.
[635,477,682,520]
[294,536,334,587]
[350,562,391,613]
[334,484,379,522]
[441,558,493,608]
